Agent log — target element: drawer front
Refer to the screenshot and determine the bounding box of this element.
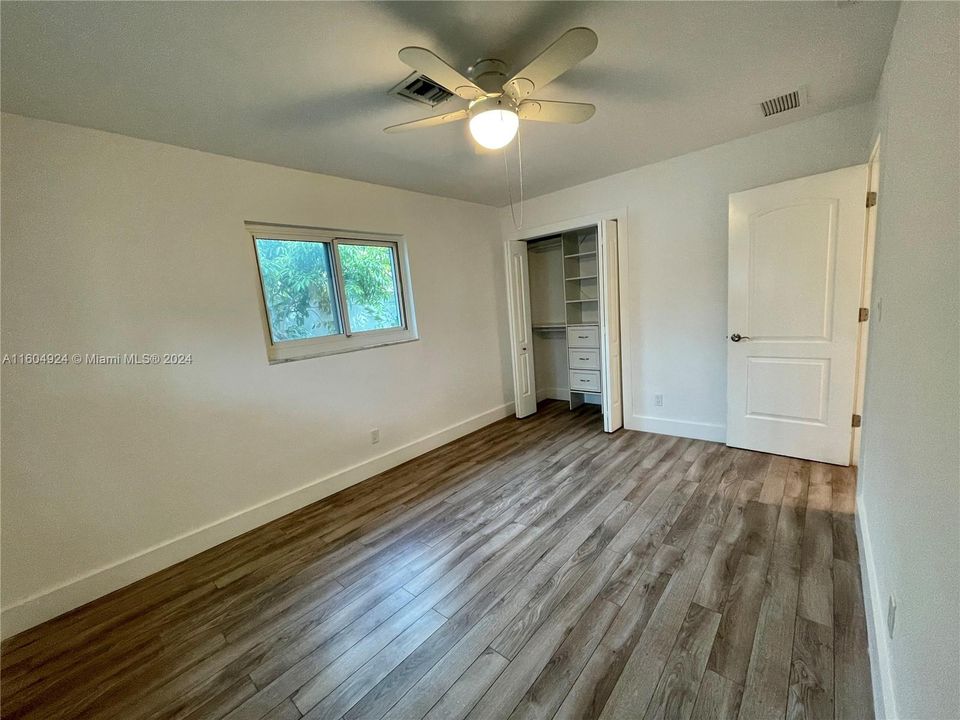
[567,325,599,348]
[569,370,601,392]
[568,348,600,370]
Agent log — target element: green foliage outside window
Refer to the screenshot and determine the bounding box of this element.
[339,244,401,332]
[255,238,401,343]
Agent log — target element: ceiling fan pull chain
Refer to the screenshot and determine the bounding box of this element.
[503,123,524,230]
[517,122,524,229]
[503,141,518,229]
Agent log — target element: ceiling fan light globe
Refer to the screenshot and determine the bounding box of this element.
[468,109,519,149]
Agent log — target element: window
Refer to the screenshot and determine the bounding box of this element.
[248,224,417,362]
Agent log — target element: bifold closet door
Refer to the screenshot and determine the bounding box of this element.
[598,219,623,432]
[505,239,537,418]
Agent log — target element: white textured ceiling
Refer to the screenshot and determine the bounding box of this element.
[1,1,898,206]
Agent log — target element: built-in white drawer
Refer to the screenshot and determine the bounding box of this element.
[569,369,601,392]
[568,348,600,370]
[567,325,599,348]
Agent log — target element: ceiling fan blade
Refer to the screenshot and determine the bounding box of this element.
[398,47,485,101]
[503,27,598,100]
[383,109,468,134]
[518,100,595,124]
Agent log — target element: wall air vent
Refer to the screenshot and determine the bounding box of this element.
[389,72,454,107]
[760,88,805,118]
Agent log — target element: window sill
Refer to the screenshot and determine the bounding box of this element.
[267,331,420,364]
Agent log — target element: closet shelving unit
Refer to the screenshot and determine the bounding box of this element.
[562,226,602,407]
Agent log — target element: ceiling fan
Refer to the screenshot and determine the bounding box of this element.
[384,27,598,149]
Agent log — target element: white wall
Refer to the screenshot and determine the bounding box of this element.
[856,4,960,718]
[528,242,569,401]
[0,113,512,637]
[500,102,876,441]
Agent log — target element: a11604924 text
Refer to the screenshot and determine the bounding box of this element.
[1,353,193,366]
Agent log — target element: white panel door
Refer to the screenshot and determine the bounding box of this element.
[599,219,623,432]
[727,164,868,464]
[505,240,537,418]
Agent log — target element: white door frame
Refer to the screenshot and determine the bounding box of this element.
[851,137,880,465]
[503,208,631,426]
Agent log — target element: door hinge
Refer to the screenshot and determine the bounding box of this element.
[859,307,869,322]
[852,414,862,428]
[866,191,877,208]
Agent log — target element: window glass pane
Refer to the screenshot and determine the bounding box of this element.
[339,243,403,332]
[255,238,342,342]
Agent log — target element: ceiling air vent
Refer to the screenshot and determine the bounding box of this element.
[389,72,453,107]
[760,88,805,118]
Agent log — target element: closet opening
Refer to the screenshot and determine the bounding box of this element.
[505,220,623,432]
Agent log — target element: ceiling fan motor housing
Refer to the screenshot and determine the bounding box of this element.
[467,58,509,94]
[468,94,518,119]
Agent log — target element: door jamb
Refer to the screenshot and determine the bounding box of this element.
[851,137,881,465]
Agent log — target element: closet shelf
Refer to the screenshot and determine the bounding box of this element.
[565,298,599,304]
[566,275,598,281]
[528,237,562,253]
[564,251,597,258]
[532,323,566,330]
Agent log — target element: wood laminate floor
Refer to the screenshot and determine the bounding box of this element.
[0,401,874,720]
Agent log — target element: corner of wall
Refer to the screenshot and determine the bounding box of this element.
[855,494,898,719]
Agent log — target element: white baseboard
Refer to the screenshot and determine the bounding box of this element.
[0,402,515,640]
[855,494,898,719]
[536,387,570,402]
[627,415,726,443]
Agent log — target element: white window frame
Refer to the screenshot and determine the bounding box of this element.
[247,222,419,363]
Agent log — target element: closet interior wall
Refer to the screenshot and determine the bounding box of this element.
[528,236,569,402]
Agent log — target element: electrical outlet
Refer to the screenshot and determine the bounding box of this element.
[370,428,380,445]
[654,394,664,407]
[887,595,897,639]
